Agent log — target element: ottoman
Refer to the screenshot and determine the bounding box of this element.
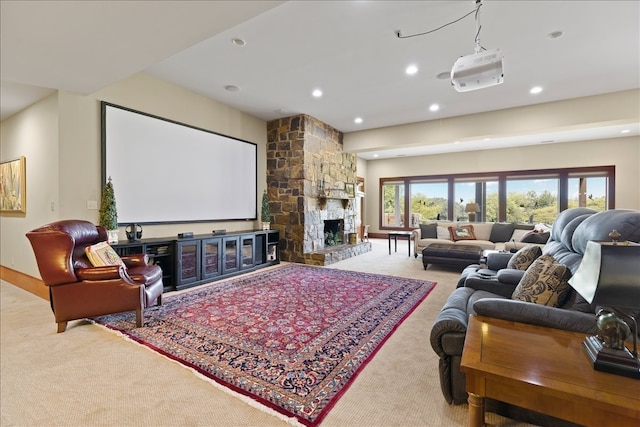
[422,243,483,270]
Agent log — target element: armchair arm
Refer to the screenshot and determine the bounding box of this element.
[411,228,421,241]
[473,298,598,335]
[75,265,132,282]
[121,254,150,268]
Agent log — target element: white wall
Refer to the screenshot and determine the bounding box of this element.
[1,72,267,279]
[359,137,640,234]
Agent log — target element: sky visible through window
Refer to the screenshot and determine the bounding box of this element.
[413,179,606,202]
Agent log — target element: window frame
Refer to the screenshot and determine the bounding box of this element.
[379,165,614,230]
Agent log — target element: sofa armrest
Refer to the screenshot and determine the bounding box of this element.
[495,269,525,286]
[463,276,517,298]
[411,228,421,241]
[485,252,514,270]
[473,299,598,335]
[430,287,476,357]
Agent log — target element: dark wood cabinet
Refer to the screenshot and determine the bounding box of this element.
[112,230,279,292]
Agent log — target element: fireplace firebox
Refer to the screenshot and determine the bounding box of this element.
[324,219,344,246]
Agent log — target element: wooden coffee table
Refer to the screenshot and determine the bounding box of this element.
[461,315,640,427]
[388,231,412,256]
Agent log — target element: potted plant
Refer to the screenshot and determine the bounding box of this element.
[261,189,271,230]
[99,177,119,243]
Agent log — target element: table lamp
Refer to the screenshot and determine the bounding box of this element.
[465,203,479,222]
[568,238,640,379]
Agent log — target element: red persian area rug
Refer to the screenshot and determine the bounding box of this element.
[93,263,436,426]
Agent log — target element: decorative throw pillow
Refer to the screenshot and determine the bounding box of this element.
[512,255,571,307]
[419,223,437,239]
[489,222,515,243]
[510,228,530,242]
[448,225,476,241]
[85,241,124,267]
[521,231,550,244]
[506,245,542,270]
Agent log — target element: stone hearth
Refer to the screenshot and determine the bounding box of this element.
[266,114,371,265]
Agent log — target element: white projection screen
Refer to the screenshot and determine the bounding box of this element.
[102,102,257,224]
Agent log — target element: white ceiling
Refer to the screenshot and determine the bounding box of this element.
[2,1,639,159]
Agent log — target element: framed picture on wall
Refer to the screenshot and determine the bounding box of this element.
[0,156,26,214]
[345,183,355,198]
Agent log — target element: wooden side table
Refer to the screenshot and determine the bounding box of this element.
[461,315,640,427]
[387,231,412,256]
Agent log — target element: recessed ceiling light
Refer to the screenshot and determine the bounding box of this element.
[224,85,240,92]
[454,141,460,144]
[484,138,491,141]
[312,89,323,98]
[429,104,440,112]
[354,117,363,124]
[231,38,246,46]
[547,30,564,40]
[406,65,418,75]
[373,154,379,158]
[621,129,630,134]
[436,71,450,80]
[530,86,543,94]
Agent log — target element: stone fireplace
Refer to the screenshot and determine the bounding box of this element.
[266,114,371,265]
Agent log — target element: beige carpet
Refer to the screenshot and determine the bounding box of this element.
[1,238,533,427]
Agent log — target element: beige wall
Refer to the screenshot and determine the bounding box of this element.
[357,137,640,234]
[1,73,267,279]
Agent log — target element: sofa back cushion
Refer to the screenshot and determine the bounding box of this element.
[470,222,493,241]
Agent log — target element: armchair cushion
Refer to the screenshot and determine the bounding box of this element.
[85,242,124,267]
[511,255,571,307]
[506,245,542,270]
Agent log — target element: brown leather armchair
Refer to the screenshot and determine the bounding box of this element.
[26,219,163,333]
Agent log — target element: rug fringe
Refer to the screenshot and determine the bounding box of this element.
[91,321,305,427]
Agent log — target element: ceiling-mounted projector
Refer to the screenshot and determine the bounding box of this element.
[451,48,504,92]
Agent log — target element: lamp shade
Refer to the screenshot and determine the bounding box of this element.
[569,241,640,309]
[465,203,479,213]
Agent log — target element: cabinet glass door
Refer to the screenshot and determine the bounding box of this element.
[176,241,200,287]
[222,237,239,274]
[202,238,221,279]
[241,235,255,269]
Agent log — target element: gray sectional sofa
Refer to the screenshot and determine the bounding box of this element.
[429,207,640,426]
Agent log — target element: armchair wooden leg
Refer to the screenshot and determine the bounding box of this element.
[135,308,143,327]
[156,294,162,306]
[57,321,67,333]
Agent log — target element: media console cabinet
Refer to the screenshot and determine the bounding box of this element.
[112,230,279,291]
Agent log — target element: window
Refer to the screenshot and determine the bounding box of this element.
[409,181,448,226]
[506,176,559,224]
[568,175,607,211]
[379,166,614,229]
[382,181,405,227]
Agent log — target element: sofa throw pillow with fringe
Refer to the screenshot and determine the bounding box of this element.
[448,225,476,241]
[506,244,542,270]
[511,254,571,307]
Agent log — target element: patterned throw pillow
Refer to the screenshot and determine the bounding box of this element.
[448,225,476,241]
[506,245,542,270]
[512,255,571,307]
[85,241,124,267]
